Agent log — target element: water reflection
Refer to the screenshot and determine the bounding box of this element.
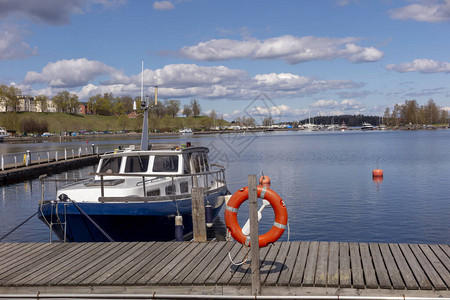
[1,130,449,244]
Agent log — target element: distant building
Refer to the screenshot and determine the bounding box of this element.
[0,95,56,113]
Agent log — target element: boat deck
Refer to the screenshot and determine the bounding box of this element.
[0,241,449,297]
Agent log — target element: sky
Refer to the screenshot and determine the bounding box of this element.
[0,0,449,122]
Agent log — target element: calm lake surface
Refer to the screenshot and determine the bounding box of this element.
[1,129,449,244]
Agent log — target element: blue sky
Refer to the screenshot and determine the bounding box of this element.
[0,0,449,122]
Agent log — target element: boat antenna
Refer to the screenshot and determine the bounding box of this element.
[140,60,149,151]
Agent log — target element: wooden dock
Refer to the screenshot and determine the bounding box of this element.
[0,154,99,185]
[0,241,448,298]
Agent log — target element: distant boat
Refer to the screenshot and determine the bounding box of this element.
[179,128,193,134]
[361,122,374,131]
[0,127,9,141]
[340,121,348,131]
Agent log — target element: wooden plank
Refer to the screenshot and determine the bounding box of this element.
[163,243,215,285]
[289,241,310,286]
[0,243,67,284]
[0,243,34,265]
[91,242,156,285]
[314,241,329,287]
[388,243,417,289]
[216,243,250,285]
[327,242,339,287]
[349,242,364,288]
[184,242,228,285]
[302,241,319,287]
[411,244,446,290]
[31,243,103,286]
[369,243,391,289]
[430,244,450,273]
[380,243,406,289]
[439,244,450,258]
[236,243,271,286]
[0,243,50,272]
[265,241,290,285]
[339,242,351,288]
[115,242,173,285]
[149,242,201,284]
[73,242,141,285]
[101,242,160,285]
[277,241,300,286]
[359,243,377,289]
[421,244,450,288]
[8,243,93,286]
[399,243,432,290]
[260,243,280,285]
[204,242,242,285]
[135,242,191,285]
[56,242,130,285]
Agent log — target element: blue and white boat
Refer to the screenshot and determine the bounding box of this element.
[38,143,228,242]
[38,62,229,242]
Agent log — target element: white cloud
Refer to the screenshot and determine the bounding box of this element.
[340,99,365,110]
[22,62,364,101]
[153,1,174,10]
[0,25,37,61]
[24,58,119,88]
[310,100,339,108]
[179,35,384,64]
[389,0,450,23]
[310,99,365,112]
[386,59,450,73]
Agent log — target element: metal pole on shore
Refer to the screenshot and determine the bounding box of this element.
[248,174,260,296]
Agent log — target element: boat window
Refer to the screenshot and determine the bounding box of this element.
[99,157,121,173]
[203,153,209,172]
[183,154,191,174]
[165,185,175,195]
[146,189,160,196]
[192,154,201,173]
[180,181,189,194]
[153,155,179,172]
[125,156,149,173]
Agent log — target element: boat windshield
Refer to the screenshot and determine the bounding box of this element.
[152,155,179,172]
[125,155,149,173]
[100,157,121,173]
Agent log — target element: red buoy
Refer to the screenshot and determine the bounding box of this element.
[372,169,383,177]
[259,175,271,188]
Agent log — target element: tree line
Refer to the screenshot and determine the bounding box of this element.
[383,99,448,126]
[0,84,203,118]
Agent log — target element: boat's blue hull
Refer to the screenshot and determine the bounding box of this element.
[38,189,227,242]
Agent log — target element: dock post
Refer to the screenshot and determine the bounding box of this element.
[191,187,207,242]
[1,155,4,171]
[248,174,260,295]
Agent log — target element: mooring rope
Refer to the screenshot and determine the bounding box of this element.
[0,211,39,242]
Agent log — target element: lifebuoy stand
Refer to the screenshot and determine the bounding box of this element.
[224,176,288,248]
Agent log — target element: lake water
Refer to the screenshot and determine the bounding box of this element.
[1,129,449,244]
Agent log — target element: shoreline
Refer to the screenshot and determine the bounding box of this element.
[1,125,448,144]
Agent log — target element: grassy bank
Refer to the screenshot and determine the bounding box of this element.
[0,112,229,134]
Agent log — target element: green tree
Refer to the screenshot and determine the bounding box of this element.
[165,99,180,118]
[182,104,192,117]
[191,99,201,117]
[0,85,21,112]
[423,99,440,124]
[35,95,49,112]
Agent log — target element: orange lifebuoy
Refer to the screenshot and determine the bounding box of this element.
[224,186,288,247]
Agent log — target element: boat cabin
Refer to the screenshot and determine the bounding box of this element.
[95,144,210,178]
